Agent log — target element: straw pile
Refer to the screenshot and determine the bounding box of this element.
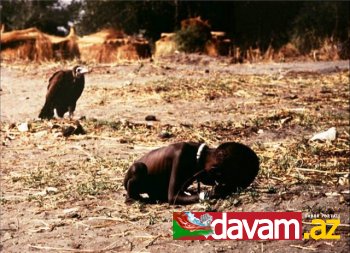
[1,26,80,61]
[78,29,151,63]
[1,27,53,61]
[154,33,178,58]
[1,26,151,62]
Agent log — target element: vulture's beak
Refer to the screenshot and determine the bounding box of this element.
[80,67,90,74]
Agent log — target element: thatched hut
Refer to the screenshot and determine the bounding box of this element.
[0,26,80,61]
[77,29,151,63]
[1,27,53,61]
[1,26,150,63]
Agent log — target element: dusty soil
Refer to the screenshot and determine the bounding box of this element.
[1,55,349,253]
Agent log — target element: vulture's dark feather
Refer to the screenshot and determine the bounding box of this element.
[39,66,88,119]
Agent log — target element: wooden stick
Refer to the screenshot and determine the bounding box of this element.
[295,167,348,175]
[270,176,284,182]
[87,216,134,224]
[29,240,121,252]
[145,235,162,248]
[29,245,96,252]
[69,135,120,141]
[71,145,96,162]
[87,216,124,221]
[166,243,185,248]
[290,245,317,251]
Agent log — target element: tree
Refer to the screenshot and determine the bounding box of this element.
[0,0,82,35]
[291,1,349,53]
[76,1,176,39]
[1,0,348,54]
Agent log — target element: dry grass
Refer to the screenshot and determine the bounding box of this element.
[1,64,349,252]
[2,70,348,196]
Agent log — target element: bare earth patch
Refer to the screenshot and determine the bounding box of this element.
[1,56,349,252]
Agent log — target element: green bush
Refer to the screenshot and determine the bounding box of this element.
[175,25,211,53]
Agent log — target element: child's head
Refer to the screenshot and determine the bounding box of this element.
[211,142,260,190]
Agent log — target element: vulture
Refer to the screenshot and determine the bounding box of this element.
[39,66,89,119]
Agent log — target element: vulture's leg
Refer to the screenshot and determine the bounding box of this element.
[56,106,68,118]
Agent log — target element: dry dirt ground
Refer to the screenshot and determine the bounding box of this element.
[1,55,349,253]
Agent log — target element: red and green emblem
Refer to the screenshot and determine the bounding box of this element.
[173,212,213,240]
